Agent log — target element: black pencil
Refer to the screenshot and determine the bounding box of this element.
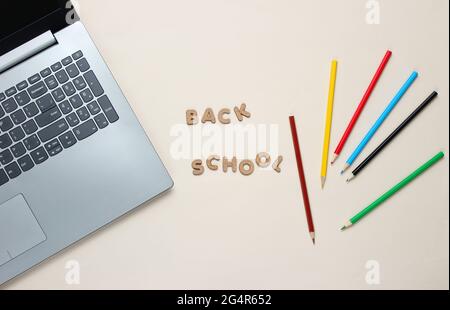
[347,91,438,182]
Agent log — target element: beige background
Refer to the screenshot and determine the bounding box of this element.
[6,0,449,289]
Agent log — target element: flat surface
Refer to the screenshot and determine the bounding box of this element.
[5,0,449,289]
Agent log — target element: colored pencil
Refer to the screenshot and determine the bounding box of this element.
[341,151,444,230]
[321,60,338,188]
[332,50,392,164]
[347,91,438,182]
[341,71,418,174]
[289,116,316,244]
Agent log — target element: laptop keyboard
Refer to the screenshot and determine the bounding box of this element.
[0,51,119,187]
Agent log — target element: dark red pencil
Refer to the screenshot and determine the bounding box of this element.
[331,50,392,164]
[289,116,315,245]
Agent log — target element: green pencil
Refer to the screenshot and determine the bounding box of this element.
[341,151,445,230]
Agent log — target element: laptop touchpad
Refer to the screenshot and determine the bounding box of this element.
[0,194,46,266]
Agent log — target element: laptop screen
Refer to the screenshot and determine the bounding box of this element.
[0,1,61,42]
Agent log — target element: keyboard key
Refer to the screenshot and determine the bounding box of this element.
[84,71,104,97]
[80,88,93,103]
[36,94,56,112]
[22,119,38,135]
[44,75,58,90]
[51,62,62,72]
[27,81,48,99]
[62,82,76,96]
[76,107,90,121]
[45,139,63,157]
[87,101,101,115]
[0,116,13,132]
[98,95,119,123]
[94,113,109,129]
[0,149,13,165]
[36,107,62,127]
[23,134,40,151]
[59,100,72,114]
[0,106,4,118]
[0,93,5,102]
[62,56,73,66]
[73,119,98,141]
[16,81,28,91]
[55,69,69,84]
[11,142,26,158]
[14,91,31,106]
[5,162,21,179]
[52,88,66,102]
[11,109,27,125]
[38,119,69,142]
[18,155,35,172]
[0,169,9,186]
[69,94,83,109]
[73,76,87,91]
[2,98,18,113]
[45,139,60,151]
[76,58,90,72]
[30,147,49,165]
[6,87,17,97]
[24,102,39,118]
[0,133,12,149]
[66,112,80,127]
[9,127,25,142]
[40,68,52,77]
[66,63,79,78]
[28,73,41,84]
[59,131,77,149]
[72,50,83,60]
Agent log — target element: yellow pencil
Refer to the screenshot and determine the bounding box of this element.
[321,60,338,188]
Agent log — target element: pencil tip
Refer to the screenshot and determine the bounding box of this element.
[312,238,315,245]
[340,226,346,231]
[331,154,338,165]
[346,175,355,183]
[321,177,326,189]
[340,164,350,175]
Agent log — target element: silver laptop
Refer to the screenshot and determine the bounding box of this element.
[0,1,173,285]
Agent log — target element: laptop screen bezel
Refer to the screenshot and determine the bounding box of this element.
[0,0,78,57]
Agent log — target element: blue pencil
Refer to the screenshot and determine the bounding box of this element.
[341,71,418,173]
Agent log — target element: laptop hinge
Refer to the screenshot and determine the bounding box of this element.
[0,31,57,74]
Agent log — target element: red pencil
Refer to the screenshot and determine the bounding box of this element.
[331,50,392,164]
[289,116,315,245]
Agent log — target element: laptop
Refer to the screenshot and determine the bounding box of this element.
[0,0,173,285]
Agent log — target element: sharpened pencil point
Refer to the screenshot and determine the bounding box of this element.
[340,226,346,231]
[310,232,316,245]
[340,163,350,175]
[346,174,355,183]
[321,177,326,189]
[331,154,338,165]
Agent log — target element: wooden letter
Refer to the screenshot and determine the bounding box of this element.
[186,109,198,125]
[201,108,216,124]
[234,103,251,122]
[192,160,204,175]
[272,155,283,173]
[223,156,237,173]
[206,155,220,170]
[239,160,254,176]
[256,152,271,168]
[218,108,231,124]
